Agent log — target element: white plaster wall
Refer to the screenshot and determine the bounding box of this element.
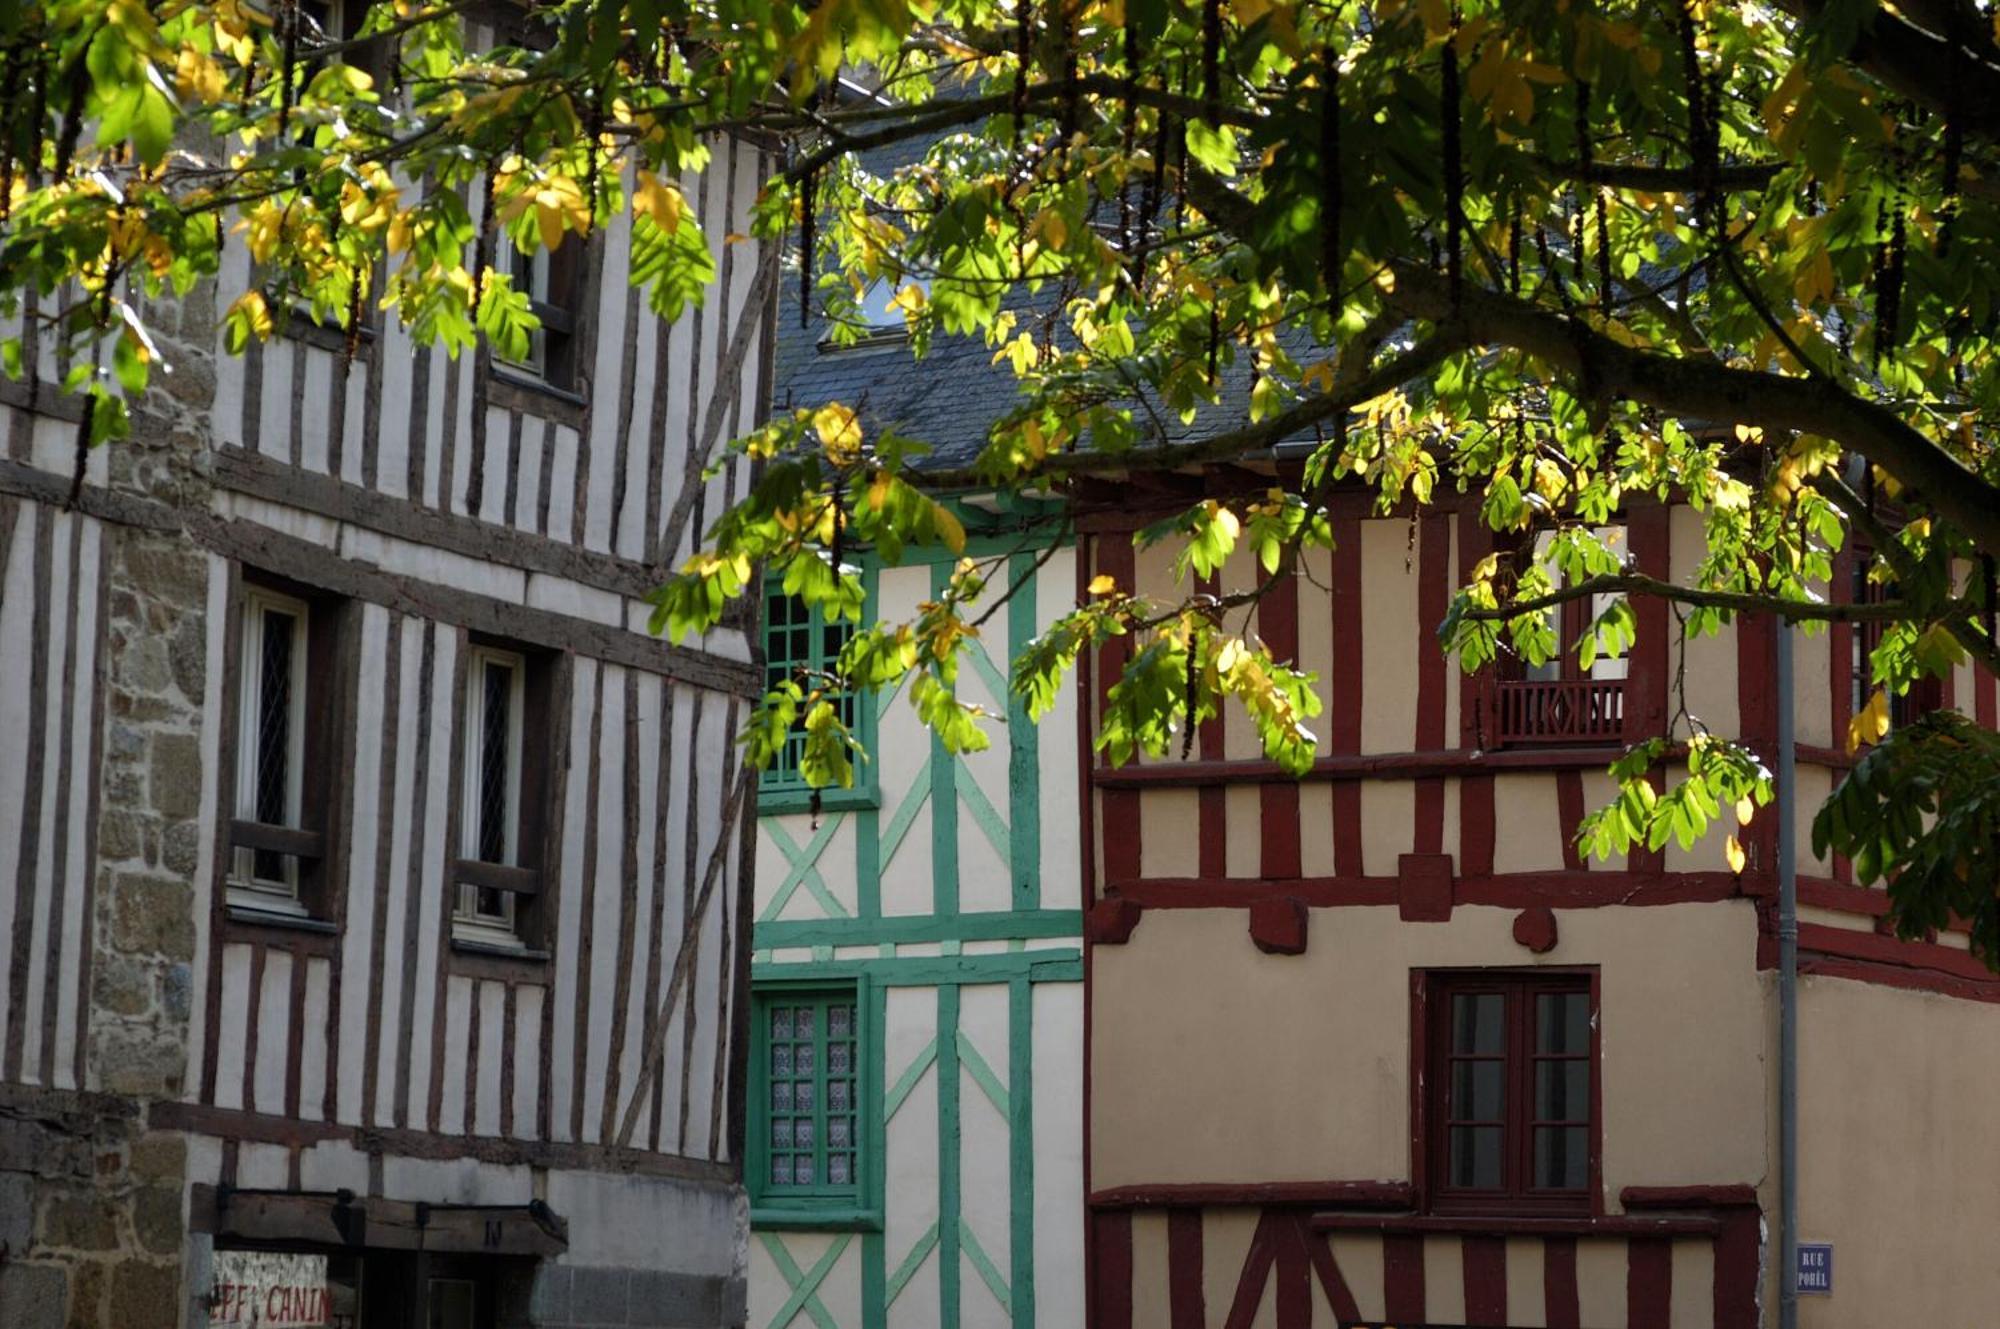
[1031,979,1086,1329]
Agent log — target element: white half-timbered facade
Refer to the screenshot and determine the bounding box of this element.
[0,91,778,1329]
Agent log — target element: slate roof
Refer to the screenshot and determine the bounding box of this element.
[774,298,1027,471]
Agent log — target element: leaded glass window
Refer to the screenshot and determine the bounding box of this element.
[756,989,861,1201]
[231,589,309,904]
[761,593,856,788]
[456,646,525,939]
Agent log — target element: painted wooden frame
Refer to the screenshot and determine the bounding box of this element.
[747,973,881,1231]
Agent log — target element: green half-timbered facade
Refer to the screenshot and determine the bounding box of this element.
[748,530,1086,1329]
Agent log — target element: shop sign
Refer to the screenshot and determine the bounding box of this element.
[208,1251,336,1326]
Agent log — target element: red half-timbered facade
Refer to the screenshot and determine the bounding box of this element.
[1076,482,2000,1328]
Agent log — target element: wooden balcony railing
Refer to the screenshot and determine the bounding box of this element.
[1495,678,1626,746]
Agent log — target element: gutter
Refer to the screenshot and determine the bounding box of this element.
[1776,607,1799,1329]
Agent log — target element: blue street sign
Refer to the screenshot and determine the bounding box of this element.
[1796,1242,1833,1295]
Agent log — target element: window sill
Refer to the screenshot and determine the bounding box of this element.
[447,936,552,980]
[224,902,339,935]
[750,1205,882,1233]
[1311,1211,1716,1238]
[487,367,587,428]
[281,314,378,355]
[757,785,881,815]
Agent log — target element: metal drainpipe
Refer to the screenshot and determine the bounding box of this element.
[1776,609,1799,1329]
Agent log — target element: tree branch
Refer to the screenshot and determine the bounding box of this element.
[1466,572,1930,625]
[910,332,1468,489]
[1378,261,2000,560]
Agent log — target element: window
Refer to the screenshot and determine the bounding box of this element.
[229,579,340,917]
[1420,971,1597,1215]
[452,642,554,950]
[749,983,872,1220]
[1494,526,1628,746]
[823,275,930,347]
[1850,548,1939,727]
[762,593,857,790]
[494,237,582,390]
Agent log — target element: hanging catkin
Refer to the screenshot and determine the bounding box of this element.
[798,167,817,328]
[1875,190,1907,361]
[1441,4,1463,306]
[1507,203,1522,297]
[277,0,301,142]
[1119,23,1139,256]
[51,56,84,183]
[1676,1,1716,231]
[1202,0,1222,118]
[1181,625,1200,760]
[1015,0,1034,153]
[1319,43,1343,300]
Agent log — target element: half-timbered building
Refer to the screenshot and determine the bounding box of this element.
[1078,487,2000,1328]
[745,288,1086,1329]
[0,28,778,1327]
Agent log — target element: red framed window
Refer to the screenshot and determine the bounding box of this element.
[1849,546,1940,727]
[1418,970,1598,1215]
[1489,526,1629,747]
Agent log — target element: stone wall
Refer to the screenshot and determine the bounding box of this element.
[0,1089,186,1328]
[0,263,218,1329]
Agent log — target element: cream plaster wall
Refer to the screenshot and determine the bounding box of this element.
[1490,773,1566,875]
[1089,902,1769,1196]
[1795,975,2000,1328]
[1670,507,1741,738]
[1359,518,1423,755]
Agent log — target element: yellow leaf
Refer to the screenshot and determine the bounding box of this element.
[175,48,227,103]
[1724,834,1747,875]
[633,170,685,232]
[812,403,863,462]
[1031,210,1069,251]
[1794,246,1834,306]
[1088,574,1118,596]
[227,290,274,342]
[932,502,967,555]
[1735,795,1755,826]
[1847,687,1891,754]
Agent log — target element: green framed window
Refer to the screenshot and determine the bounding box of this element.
[759,574,878,812]
[749,981,877,1225]
[762,592,856,788]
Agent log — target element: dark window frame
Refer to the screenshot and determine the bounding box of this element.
[1412,967,1602,1218]
[492,237,584,392]
[225,568,350,922]
[449,632,559,954]
[1849,544,1941,727]
[479,7,587,396]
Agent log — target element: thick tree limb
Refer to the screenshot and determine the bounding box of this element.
[912,331,1468,489]
[1534,157,1783,193]
[1466,572,1930,625]
[1777,0,2000,133]
[1378,261,2000,560]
